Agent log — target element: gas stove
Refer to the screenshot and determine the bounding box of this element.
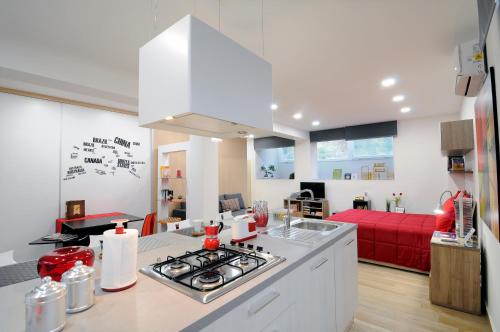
[140,243,285,303]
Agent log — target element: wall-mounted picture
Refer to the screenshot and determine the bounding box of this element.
[475,66,500,241]
[66,200,85,219]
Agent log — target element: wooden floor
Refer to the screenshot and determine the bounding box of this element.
[351,263,492,332]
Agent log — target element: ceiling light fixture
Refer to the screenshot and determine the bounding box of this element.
[400,107,412,113]
[312,120,320,126]
[381,77,397,87]
[392,95,405,102]
[165,116,174,120]
[271,103,278,111]
[293,113,303,120]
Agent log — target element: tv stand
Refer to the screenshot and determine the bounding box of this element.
[283,198,329,220]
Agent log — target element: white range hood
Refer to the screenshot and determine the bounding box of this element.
[139,15,273,138]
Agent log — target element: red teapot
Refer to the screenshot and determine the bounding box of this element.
[204,220,224,251]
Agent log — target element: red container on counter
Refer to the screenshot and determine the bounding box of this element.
[254,214,269,227]
[37,246,95,282]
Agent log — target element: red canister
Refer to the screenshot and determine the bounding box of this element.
[37,246,94,282]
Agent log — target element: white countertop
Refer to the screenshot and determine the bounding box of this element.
[0,219,356,332]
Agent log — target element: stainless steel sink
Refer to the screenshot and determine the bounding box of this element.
[292,221,339,232]
[261,219,343,245]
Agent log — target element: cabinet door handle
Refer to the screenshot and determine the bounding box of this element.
[344,238,354,247]
[311,257,329,271]
[248,291,280,316]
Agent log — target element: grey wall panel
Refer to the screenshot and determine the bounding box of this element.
[310,121,397,142]
[254,136,295,149]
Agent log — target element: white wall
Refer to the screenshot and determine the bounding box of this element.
[249,114,462,215]
[60,104,151,220]
[0,40,138,111]
[0,93,61,261]
[0,92,152,261]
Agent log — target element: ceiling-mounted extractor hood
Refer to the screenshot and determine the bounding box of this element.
[139,15,273,138]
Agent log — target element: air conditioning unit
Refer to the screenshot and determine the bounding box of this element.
[453,40,486,97]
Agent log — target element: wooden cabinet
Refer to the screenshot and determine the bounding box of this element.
[353,200,370,210]
[334,231,358,332]
[440,119,474,155]
[283,199,330,219]
[429,235,481,315]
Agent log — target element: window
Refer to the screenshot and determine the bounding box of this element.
[278,147,295,162]
[352,137,393,158]
[255,146,295,179]
[316,137,394,180]
[317,140,348,161]
[317,137,393,161]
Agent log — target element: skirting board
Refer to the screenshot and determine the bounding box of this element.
[359,258,429,275]
[486,304,498,332]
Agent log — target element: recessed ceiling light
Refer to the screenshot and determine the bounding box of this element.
[271,103,278,111]
[400,107,412,113]
[392,95,405,102]
[165,116,174,120]
[312,120,320,126]
[293,113,303,120]
[381,77,397,87]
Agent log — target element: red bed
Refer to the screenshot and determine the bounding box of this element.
[327,209,436,272]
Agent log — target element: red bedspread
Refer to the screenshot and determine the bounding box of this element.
[327,209,436,272]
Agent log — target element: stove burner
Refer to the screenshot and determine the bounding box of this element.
[205,252,219,262]
[239,255,249,265]
[170,260,185,269]
[198,271,221,284]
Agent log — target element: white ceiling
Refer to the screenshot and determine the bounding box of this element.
[0,0,478,131]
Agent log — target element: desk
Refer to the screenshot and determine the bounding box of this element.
[61,214,143,236]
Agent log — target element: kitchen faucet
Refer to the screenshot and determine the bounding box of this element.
[285,189,314,228]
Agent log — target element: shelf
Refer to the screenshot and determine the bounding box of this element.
[448,170,473,174]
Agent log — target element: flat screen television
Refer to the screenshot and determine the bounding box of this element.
[300,182,325,199]
[478,0,498,49]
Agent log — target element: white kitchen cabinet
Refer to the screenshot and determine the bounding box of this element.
[260,304,297,332]
[295,246,336,332]
[201,271,296,332]
[334,230,358,332]
[201,228,357,332]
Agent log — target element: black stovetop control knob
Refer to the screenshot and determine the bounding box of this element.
[247,244,254,250]
[238,242,245,248]
[256,246,263,252]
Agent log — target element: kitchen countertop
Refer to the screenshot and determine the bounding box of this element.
[0,218,356,332]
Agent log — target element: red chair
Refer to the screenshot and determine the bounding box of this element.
[141,212,156,237]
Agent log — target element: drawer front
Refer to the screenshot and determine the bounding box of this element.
[245,273,295,331]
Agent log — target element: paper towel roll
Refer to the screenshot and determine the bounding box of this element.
[100,228,138,291]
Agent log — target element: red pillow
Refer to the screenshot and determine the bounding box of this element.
[435,191,460,232]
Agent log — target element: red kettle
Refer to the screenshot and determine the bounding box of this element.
[204,220,224,251]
